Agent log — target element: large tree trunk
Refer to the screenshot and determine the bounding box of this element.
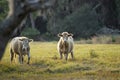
[0,0,55,60]
[0,36,9,59]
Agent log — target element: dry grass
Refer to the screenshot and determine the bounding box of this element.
[0,42,120,80]
[79,35,120,44]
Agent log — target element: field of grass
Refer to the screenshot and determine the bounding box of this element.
[0,41,120,80]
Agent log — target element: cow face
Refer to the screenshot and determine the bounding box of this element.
[58,32,73,42]
[19,38,33,53]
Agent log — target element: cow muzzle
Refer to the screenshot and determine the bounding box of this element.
[22,47,28,53]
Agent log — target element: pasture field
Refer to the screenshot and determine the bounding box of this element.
[0,41,120,80]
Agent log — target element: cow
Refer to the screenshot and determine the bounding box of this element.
[10,37,33,64]
[57,32,74,60]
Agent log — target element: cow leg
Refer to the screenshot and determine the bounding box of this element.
[60,52,63,59]
[71,51,74,59]
[27,52,30,64]
[64,53,68,61]
[10,48,14,63]
[15,54,16,58]
[19,55,23,64]
[22,56,24,63]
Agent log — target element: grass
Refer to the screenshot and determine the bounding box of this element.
[0,41,120,80]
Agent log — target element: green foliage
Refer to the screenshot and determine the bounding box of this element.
[21,27,40,37]
[0,13,6,22]
[48,4,101,38]
[0,0,119,40]
[111,36,116,42]
[40,32,57,41]
[116,0,120,18]
[0,0,8,22]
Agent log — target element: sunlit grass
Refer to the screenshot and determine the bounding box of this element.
[0,42,120,80]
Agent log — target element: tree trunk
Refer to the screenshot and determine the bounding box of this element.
[0,36,9,59]
[29,13,35,28]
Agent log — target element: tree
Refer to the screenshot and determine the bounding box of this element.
[0,7,4,13]
[0,0,55,60]
[96,0,119,29]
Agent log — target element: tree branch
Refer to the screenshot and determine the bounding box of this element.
[25,0,55,12]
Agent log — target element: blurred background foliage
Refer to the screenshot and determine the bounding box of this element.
[0,0,120,42]
[21,27,40,38]
[47,4,101,38]
[0,0,8,22]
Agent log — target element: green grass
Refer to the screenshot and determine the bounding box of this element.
[0,42,120,80]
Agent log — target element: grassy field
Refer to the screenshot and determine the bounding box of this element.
[0,41,120,80]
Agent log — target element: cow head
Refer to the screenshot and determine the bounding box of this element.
[58,32,73,42]
[19,38,33,53]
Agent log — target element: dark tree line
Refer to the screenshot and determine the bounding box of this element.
[46,0,120,38]
[97,0,119,29]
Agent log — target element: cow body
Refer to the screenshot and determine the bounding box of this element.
[57,32,74,60]
[10,37,33,64]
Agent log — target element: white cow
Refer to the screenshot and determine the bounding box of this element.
[57,32,74,60]
[10,37,33,64]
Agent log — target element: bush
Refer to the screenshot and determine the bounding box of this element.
[21,27,40,38]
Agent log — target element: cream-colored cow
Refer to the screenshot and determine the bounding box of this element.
[10,37,33,64]
[57,32,74,60]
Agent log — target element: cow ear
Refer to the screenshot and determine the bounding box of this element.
[19,39,24,41]
[29,39,33,42]
[68,33,73,36]
[57,33,63,37]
